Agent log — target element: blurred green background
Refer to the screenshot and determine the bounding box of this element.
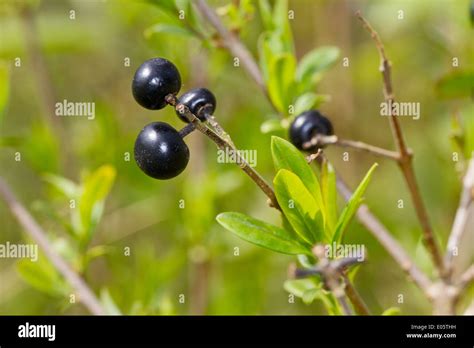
[0,0,472,315]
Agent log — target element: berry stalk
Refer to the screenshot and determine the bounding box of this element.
[165,94,280,210]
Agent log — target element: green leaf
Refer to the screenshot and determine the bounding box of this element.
[260,118,284,134]
[332,163,378,243]
[0,61,10,126]
[144,24,193,39]
[258,0,273,30]
[17,258,69,297]
[268,54,296,114]
[44,174,79,198]
[293,93,330,115]
[284,278,319,298]
[382,307,401,315]
[146,0,178,14]
[271,137,324,208]
[436,71,474,99]
[320,159,338,234]
[216,212,310,255]
[272,0,294,54]
[296,46,340,91]
[78,165,116,241]
[100,288,122,315]
[274,169,325,244]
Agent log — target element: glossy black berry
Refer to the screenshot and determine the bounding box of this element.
[132,58,181,110]
[176,88,216,122]
[134,122,189,179]
[289,110,334,151]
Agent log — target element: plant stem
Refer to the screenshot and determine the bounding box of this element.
[179,123,196,138]
[446,157,474,274]
[0,177,105,315]
[194,0,267,96]
[166,94,280,210]
[304,135,400,160]
[355,11,446,277]
[342,272,370,315]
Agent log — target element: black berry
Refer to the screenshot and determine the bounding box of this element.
[132,58,181,110]
[176,88,216,122]
[289,110,334,151]
[134,122,189,179]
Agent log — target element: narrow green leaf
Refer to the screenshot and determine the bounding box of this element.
[320,159,338,235]
[272,0,294,53]
[260,118,285,134]
[293,93,330,115]
[332,163,378,243]
[144,24,193,39]
[283,278,319,298]
[382,307,401,315]
[216,212,310,255]
[258,0,273,30]
[274,169,324,243]
[44,174,79,198]
[436,70,474,99]
[296,46,340,90]
[78,165,116,240]
[0,61,10,126]
[17,258,69,297]
[271,137,324,208]
[268,54,296,114]
[100,288,122,315]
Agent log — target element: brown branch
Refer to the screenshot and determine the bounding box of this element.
[194,0,266,93]
[0,177,105,315]
[446,157,474,272]
[458,264,474,293]
[355,11,446,277]
[304,135,400,160]
[342,272,370,315]
[166,94,280,210]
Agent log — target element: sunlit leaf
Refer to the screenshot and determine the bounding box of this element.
[268,54,296,114]
[144,24,193,39]
[216,212,310,255]
[274,169,325,243]
[320,159,338,234]
[332,163,378,243]
[296,46,340,91]
[271,137,324,208]
[0,61,10,126]
[293,93,330,115]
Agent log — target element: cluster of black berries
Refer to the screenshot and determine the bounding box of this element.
[131,57,334,180]
[132,57,217,179]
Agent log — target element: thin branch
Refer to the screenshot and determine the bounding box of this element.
[0,178,105,315]
[446,157,474,272]
[166,94,280,210]
[458,264,474,293]
[194,0,266,94]
[342,272,370,315]
[355,11,446,277]
[304,134,400,160]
